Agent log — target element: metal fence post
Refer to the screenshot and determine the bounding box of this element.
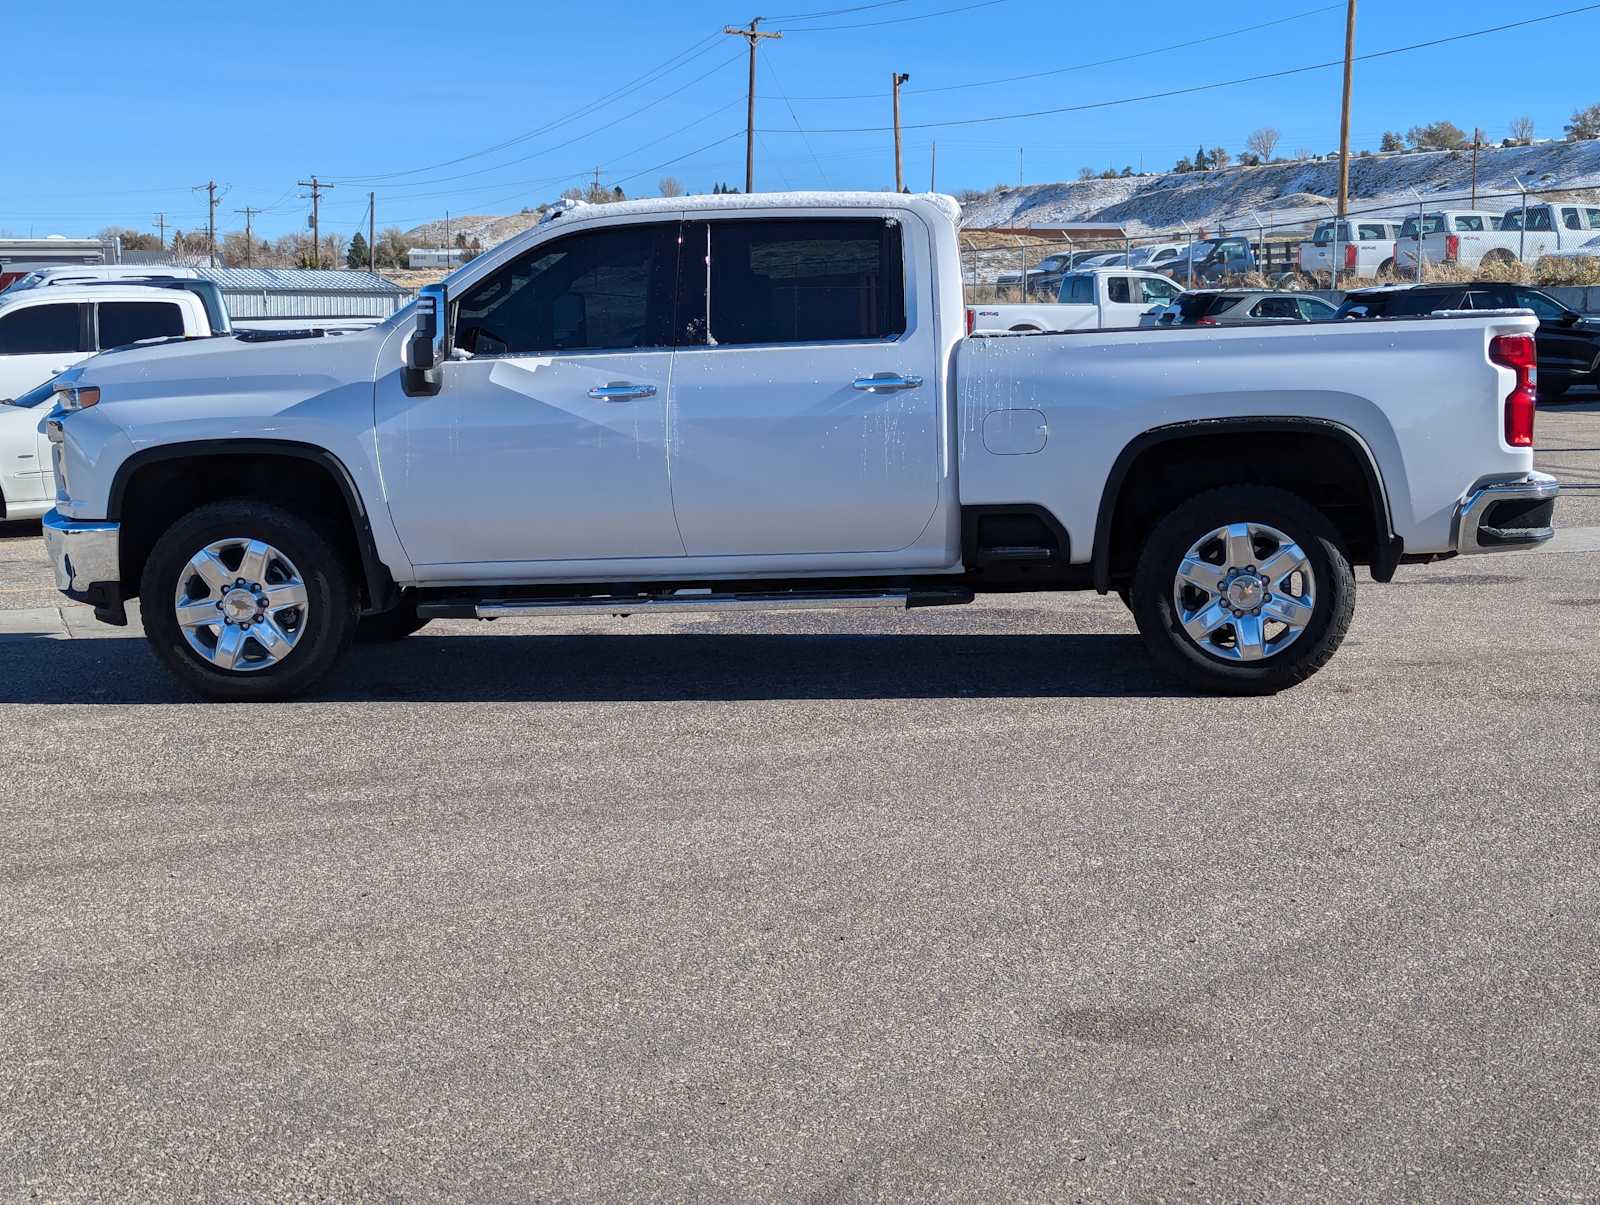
[1514,176,1529,264]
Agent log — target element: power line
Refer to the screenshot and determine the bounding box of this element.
[773,4,1341,100]
[779,0,1008,31]
[770,0,913,18]
[761,45,832,188]
[762,3,1600,134]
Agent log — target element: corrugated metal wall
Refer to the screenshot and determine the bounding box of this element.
[193,268,412,320]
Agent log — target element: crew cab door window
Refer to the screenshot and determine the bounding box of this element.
[0,303,83,354]
[454,222,679,355]
[1453,215,1485,232]
[1106,277,1132,304]
[96,300,185,349]
[698,218,904,345]
[669,214,938,558]
[1063,275,1094,304]
[1562,208,1584,231]
[1357,224,1388,240]
[1138,277,1179,304]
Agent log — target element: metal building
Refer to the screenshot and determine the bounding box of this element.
[192,268,412,323]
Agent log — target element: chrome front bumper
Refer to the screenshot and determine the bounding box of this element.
[42,509,125,623]
[1454,472,1560,554]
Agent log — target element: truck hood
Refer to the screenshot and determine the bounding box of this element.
[63,327,388,414]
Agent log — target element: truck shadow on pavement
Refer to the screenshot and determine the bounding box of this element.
[0,630,1190,703]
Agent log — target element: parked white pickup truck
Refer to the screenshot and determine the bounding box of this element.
[1297,219,1403,280]
[42,192,1558,701]
[969,268,1183,332]
[1393,210,1504,274]
[1402,203,1600,271]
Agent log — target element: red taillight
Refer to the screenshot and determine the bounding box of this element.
[1344,243,1358,269]
[1197,315,1219,326]
[965,306,975,336]
[1445,233,1460,262]
[1491,333,1537,447]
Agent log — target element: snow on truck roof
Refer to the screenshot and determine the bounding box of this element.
[539,190,962,226]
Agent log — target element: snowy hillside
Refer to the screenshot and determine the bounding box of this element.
[960,141,1600,236]
[403,212,543,248]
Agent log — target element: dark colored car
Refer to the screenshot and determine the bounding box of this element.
[1335,283,1600,400]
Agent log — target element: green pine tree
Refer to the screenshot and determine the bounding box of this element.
[346,230,370,269]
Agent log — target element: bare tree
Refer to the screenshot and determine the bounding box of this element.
[1295,147,1313,161]
[1566,103,1600,140]
[657,176,685,197]
[1077,166,1095,181]
[1208,146,1231,170]
[1245,127,1280,163]
[1509,116,1536,145]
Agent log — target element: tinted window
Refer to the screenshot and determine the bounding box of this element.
[1454,215,1485,231]
[703,218,903,345]
[1502,208,1553,232]
[1514,289,1568,321]
[1563,208,1583,230]
[1251,297,1302,319]
[1206,296,1244,316]
[1587,208,1600,228]
[0,303,80,354]
[1358,224,1388,240]
[1107,277,1132,304]
[97,301,185,349]
[1064,275,1093,304]
[1298,297,1336,320]
[1391,288,1463,316]
[455,222,678,355]
[1400,215,1445,238]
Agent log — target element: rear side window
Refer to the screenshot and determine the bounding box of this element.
[455,222,680,355]
[1250,297,1302,319]
[702,218,903,345]
[1206,296,1244,316]
[1392,289,1463,316]
[1064,275,1093,304]
[1357,224,1388,240]
[0,303,81,354]
[1454,215,1485,232]
[97,301,185,349]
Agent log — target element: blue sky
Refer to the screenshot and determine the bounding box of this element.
[4,0,1599,241]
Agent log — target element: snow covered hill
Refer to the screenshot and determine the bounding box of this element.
[959,141,1600,236]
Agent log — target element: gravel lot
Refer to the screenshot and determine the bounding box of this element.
[2,405,1598,1200]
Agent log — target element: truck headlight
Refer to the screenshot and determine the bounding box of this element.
[53,383,100,411]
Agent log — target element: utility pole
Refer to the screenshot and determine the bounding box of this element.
[724,18,782,193]
[892,72,910,192]
[193,180,221,266]
[1470,128,1482,205]
[297,176,331,269]
[369,191,377,273]
[234,206,261,268]
[154,212,167,251]
[1018,147,1024,187]
[1336,0,1357,217]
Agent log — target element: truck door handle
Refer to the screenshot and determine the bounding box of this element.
[852,373,923,393]
[587,382,656,402]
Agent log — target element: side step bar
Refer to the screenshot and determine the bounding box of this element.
[418,587,973,621]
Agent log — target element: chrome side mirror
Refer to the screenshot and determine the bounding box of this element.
[403,284,447,397]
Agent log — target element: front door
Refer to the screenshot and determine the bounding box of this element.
[666,216,940,558]
[0,301,90,402]
[374,219,686,570]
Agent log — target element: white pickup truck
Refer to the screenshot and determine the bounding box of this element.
[969,268,1184,332]
[1402,203,1600,271]
[41,192,1558,701]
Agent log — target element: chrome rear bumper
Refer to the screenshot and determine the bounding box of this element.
[42,509,125,624]
[1454,472,1560,554]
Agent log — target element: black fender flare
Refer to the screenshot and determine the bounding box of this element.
[108,438,397,612]
[1090,416,1399,592]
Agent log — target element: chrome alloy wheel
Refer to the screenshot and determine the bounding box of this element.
[1171,521,1316,663]
[173,537,310,673]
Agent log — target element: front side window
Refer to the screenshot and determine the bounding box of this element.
[1563,208,1584,231]
[1138,277,1179,303]
[1298,297,1336,320]
[1587,208,1600,228]
[701,218,904,345]
[97,301,185,349]
[454,222,679,356]
[1514,289,1567,321]
[0,303,81,355]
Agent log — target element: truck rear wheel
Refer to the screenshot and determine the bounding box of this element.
[1129,486,1355,695]
[139,500,358,702]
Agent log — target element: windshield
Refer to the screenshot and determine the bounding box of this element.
[1399,215,1446,239]
[3,379,59,408]
[1187,241,1216,259]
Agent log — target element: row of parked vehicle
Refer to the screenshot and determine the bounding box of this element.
[991,202,1600,297]
[968,265,1600,401]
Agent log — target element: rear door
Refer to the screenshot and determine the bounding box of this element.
[0,301,89,401]
[94,298,188,350]
[666,214,939,558]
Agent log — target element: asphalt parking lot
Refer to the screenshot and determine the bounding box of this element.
[3,405,1598,1200]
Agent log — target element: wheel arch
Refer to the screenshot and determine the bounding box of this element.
[1091,417,1398,593]
[109,439,397,612]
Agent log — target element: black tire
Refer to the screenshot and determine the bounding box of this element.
[1377,258,1395,279]
[355,598,431,643]
[1129,486,1356,695]
[139,500,358,702]
[1482,249,1517,269]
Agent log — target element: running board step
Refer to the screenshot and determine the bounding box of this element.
[419,587,973,621]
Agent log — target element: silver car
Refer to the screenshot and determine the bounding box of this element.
[1141,289,1339,328]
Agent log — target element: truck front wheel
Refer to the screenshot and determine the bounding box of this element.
[1129,486,1355,695]
[139,500,358,702]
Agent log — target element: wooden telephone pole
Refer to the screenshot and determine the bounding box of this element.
[234,206,261,267]
[193,181,221,266]
[724,18,782,192]
[1470,128,1483,205]
[892,72,911,192]
[154,212,167,251]
[297,176,332,269]
[1336,0,1357,217]
[369,191,377,272]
